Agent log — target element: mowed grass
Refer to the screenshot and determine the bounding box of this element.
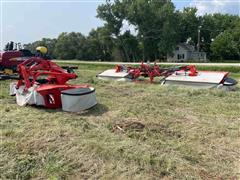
[1,63,240,179]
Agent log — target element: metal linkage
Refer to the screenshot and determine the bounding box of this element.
[115,62,198,82]
[16,57,77,90]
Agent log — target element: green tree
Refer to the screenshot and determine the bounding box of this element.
[120,31,141,62]
[97,0,125,37]
[85,27,113,61]
[124,0,178,60]
[211,24,240,60]
[97,0,178,61]
[177,7,199,44]
[54,32,86,60]
[201,14,240,58]
[97,0,130,61]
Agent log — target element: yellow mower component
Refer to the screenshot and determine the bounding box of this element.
[36,46,48,54]
[4,68,14,75]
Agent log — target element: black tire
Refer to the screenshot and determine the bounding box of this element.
[223,77,238,86]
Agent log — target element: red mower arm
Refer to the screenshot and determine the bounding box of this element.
[115,62,198,82]
[16,57,77,90]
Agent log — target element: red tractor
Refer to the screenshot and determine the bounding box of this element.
[0,42,33,75]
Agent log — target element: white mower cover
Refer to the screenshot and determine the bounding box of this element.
[13,84,45,106]
[61,87,97,112]
[164,71,232,89]
[97,69,132,82]
[11,83,97,111]
[9,82,17,96]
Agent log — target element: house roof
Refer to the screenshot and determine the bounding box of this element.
[178,43,195,51]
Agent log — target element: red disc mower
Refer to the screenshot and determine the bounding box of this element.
[98,62,237,90]
[10,57,97,112]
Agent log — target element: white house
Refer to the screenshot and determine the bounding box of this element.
[167,43,207,62]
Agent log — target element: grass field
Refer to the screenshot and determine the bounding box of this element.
[1,63,240,179]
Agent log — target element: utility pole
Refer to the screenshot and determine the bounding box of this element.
[197,26,202,52]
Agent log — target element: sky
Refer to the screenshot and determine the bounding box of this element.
[0,0,239,50]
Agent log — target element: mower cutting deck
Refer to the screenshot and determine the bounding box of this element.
[164,71,237,90]
[97,69,132,82]
[97,63,237,90]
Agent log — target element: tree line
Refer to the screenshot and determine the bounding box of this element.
[25,0,240,62]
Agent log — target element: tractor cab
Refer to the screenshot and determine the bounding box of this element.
[0,41,33,73]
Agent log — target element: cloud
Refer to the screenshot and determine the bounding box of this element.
[120,20,138,35]
[189,0,240,15]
